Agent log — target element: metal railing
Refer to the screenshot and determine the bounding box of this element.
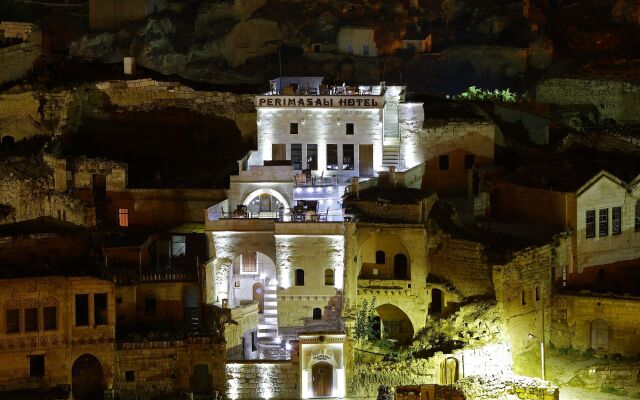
[207,208,345,222]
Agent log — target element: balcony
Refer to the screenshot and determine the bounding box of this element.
[102,265,198,285]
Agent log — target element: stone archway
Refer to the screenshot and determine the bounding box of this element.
[312,362,333,397]
[72,354,104,400]
[591,318,609,353]
[242,188,290,211]
[376,303,415,344]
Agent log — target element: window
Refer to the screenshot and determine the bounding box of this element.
[125,371,135,382]
[171,235,186,256]
[375,250,386,265]
[291,144,302,170]
[75,294,89,326]
[347,43,353,54]
[326,144,338,170]
[586,210,596,238]
[346,123,354,135]
[145,298,156,316]
[324,269,335,286]
[25,308,38,332]
[464,154,475,169]
[521,290,527,305]
[343,144,354,170]
[312,44,321,53]
[6,309,19,333]
[439,155,449,170]
[118,208,129,227]
[363,44,369,56]
[535,287,540,301]
[307,144,318,170]
[290,122,299,135]
[94,293,108,326]
[612,207,622,235]
[43,306,57,330]
[636,200,640,232]
[29,355,44,377]
[312,308,322,320]
[599,208,609,237]
[241,252,258,274]
[295,269,305,286]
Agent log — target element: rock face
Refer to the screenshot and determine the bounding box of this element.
[0,92,43,141]
[612,0,640,27]
[527,37,553,70]
[69,32,119,63]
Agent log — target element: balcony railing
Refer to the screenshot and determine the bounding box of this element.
[103,265,198,285]
[207,208,344,222]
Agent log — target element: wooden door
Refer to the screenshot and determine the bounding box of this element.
[359,144,373,177]
[193,364,210,394]
[312,362,333,397]
[272,144,286,160]
[253,283,265,314]
[72,354,104,400]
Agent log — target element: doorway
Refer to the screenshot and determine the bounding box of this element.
[253,283,265,314]
[394,253,408,279]
[431,288,443,314]
[359,144,373,176]
[312,362,333,397]
[193,364,210,395]
[590,318,609,352]
[71,354,104,400]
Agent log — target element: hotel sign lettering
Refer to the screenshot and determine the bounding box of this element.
[255,95,384,108]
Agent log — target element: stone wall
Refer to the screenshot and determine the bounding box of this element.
[0,22,42,86]
[570,362,640,398]
[429,235,494,298]
[550,293,640,357]
[226,361,298,399]
[0,92,42,142]
[536,78,640,125]
[493,245,555,375]
[115,339,226,399]
[348,358,437,398]
[442,46,527,80]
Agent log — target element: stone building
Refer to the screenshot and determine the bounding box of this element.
[336,27,378,57]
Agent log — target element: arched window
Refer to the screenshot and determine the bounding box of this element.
[295,269,305,286]
[324,269,334,286]
[312,308,322,320]
[394,253,408,279]
[375,250,385,265]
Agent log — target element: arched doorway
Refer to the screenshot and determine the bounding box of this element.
[312,362,333,397]
[591,318,609,353]
[440,357,459,384]
[1,135,15,149]
[253,283,265,313]
[376,304,414,344]
[394,254,408,279]
[431,288,443,314]
[242,188,290,216]
[71,354,104,400]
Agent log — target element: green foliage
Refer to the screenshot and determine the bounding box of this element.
[354,297,378,341]
[582,347,595,358]
[601,386,627,396]
[453,86,517,103]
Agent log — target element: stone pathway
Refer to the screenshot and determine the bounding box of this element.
[559,387,638,400]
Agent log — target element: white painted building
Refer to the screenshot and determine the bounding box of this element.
[336,27,378,57]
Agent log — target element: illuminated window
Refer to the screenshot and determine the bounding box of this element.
[324,269,335,286]
[343,144,354,170]
[599,208,608,237]
[295,269,305,286]
[439,155,449,170]
[346,123,354,135]
[586,210,596,238]
[464,154,475,169]
[43,306,57,330]
[327,144,338,170]
[290,122,299,135]
[612,207,622,235]
[118,208,129,227]
[312,308,322,320]
[5,309,19,333]
[25,308,38,332]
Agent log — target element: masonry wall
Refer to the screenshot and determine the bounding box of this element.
[402,121,495,197]
[493,245,555,375]
[429,235,494,298]
[0,276,116,392]
[115,339,226,399]
[550,293,640,357]
[536,78,640,124]
[570,362,640,398]
[490,183,575,229]
[226,361,299,399]
[89,0,147,30]
[0,22,41,86]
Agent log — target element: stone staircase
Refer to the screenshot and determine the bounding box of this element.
[382,93,401,169]
[257,279,278,339]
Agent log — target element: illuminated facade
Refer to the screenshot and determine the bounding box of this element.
[204,77,427,398]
